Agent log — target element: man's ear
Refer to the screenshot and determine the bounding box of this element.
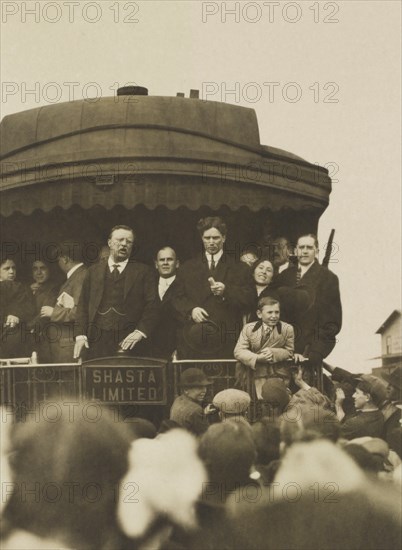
[256,310,262,320]
[176,260,180,269]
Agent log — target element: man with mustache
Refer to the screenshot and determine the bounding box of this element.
[74,225,159,359]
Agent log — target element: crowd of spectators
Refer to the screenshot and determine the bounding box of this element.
[1,383,401,549]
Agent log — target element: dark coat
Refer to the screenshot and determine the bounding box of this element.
[0,281,35,359]
[248,283,313,326]
[172,254,255,358]
[76,260,159,341]
[27,280,59,327]
[0,281,34,323]
[341,409,384,440]
[274,261,342,359]
[170,394,209,435]
[25,280,59,363]
[151,276,181,359]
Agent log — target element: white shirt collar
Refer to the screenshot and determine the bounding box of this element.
[108,257,129,273]
[205,249,224,263]
[158,275,176,299]
[159,274,176,285]
[278,261,289,273]
[67,263,83,279]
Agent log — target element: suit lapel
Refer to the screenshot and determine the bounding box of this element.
[57,265,84,296]
[91,263,107,315]
[213,255,229,282]
[300,261,320,284]
[123,262,139,299]
[250,325,264,351]
[266,325,280,347]
[194,257,214,301]
[162,278,177,302]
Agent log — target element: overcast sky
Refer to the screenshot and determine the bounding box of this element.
[1,0,401,372]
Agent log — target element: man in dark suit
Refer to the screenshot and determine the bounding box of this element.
[40,242,87,363]
[151,246,180,359]
[274,233,342,369]
[172,217,255,359]
[74,225,159,359]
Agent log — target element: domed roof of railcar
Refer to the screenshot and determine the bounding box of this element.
[0,90,331,216]
[0,95,261,161]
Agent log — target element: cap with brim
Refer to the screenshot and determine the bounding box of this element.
[381,365,402,391]
[213,389,251,414]
[357,374,388,406]
[179,367,212,387]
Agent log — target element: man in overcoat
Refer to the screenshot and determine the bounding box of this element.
[172,217,254,359]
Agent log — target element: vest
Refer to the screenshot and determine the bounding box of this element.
[95,268,127,330]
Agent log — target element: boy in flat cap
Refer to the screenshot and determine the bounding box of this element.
[212,389,251,425]
[234,296,294,400]
[340,378,384,440]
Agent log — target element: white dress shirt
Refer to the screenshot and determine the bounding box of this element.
[107,257,129,274]
[158,275,176,300]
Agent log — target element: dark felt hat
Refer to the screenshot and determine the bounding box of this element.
[261,378,290,410]
[182,320,222,357]
[179,367,212,387]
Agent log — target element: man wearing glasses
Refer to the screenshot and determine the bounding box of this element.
[74,225,159,359]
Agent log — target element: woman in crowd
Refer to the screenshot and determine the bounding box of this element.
[247,258,277,322]
[247,258,313,328]
[0,257,17,282]
[0,256,34,358]
[26,259,59,362]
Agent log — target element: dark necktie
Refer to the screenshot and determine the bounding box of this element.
[296,266,302,286]
[112,264,120,280]
[260,326,272,347]
[210,255,216,272]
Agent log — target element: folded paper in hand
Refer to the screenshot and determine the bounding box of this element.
[56,291,75,309]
